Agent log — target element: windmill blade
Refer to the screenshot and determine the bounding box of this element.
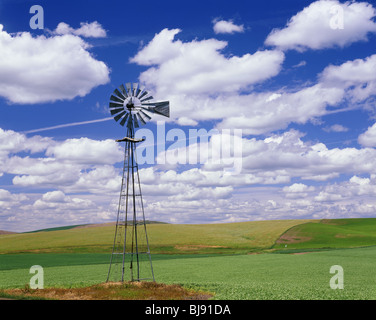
[136,112,146,125]
[138,90,148,100]
[126,83,132,96]
[136,88,145,98]
[132,83,138,97]
[110,107,125,116]
[140,95,154,103]
[114,111,127,122]
[114,88,126,101]
[141,106,155,114]
[133,114,139,128]
[141,101,169,107]
[139,109,152,120]
[119,84,128,98]
[110,102,123,109]
[142,101,170,117]
[110,95,124,104]
[119,113,129,126]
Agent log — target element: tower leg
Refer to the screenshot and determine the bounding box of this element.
[107,126,154,282]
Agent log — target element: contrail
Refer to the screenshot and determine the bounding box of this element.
[23,117,113,134]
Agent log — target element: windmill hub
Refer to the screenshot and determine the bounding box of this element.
[109,82,170,129]
[126,101,134,110]
[125,97,140,110]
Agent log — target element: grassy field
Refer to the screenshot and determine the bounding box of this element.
[1,247,376,299]
[273,218,376,251]
[2,218,376,299]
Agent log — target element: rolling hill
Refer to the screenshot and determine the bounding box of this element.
[1,218,376,254]
[0,219,312,254]
[273,218,376,251]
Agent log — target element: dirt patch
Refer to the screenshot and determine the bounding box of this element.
[335,233,365,239]
[0,230,17,235]
[276,233,312,244]
[1,282,213,300]
[291,252,315,255]
[174,245,227,251]
[320,219,347,226]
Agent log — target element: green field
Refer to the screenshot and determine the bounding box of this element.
[274,218,376,251]
[1,248,376,299]
[1,218,376,299]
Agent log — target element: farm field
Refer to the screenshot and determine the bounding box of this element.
[1,247,376,299]
[1,218,376,299]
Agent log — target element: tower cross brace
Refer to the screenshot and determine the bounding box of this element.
[107,123,154,282]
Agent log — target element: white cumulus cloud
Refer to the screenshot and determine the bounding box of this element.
[265,0,376,51]
[0,24,110,104]
[358,122,376,147]
[54,21,107,38]
[323,124,349,132]
[129,27,376,134]
[212,19,244,34]
[46,138,123,165]
[320,54,376,102]
[131,28,284,97]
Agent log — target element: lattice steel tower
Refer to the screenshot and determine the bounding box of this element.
[106,83,170,282]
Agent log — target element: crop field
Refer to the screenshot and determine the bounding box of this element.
[1,218,376,300]
[1,248,376,299]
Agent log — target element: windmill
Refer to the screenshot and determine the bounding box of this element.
[106,82,169,282]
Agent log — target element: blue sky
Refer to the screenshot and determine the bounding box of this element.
[1,0,376,232]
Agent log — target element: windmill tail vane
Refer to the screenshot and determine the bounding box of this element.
[107,82,169,283]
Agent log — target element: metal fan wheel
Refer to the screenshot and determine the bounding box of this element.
[109,82,170,129]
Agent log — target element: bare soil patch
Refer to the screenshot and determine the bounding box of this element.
[320,219,347,226]
[291,252,315,255]
[0,230,17,235]
[174,245,227,251]
[1,282,213,300]
[276,233,312,244]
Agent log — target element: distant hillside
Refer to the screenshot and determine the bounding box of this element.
[2,218,376,255]
[23,224,89,233]
[273,218,376,252]
[22,220,168,233]
[0,219,310,254]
